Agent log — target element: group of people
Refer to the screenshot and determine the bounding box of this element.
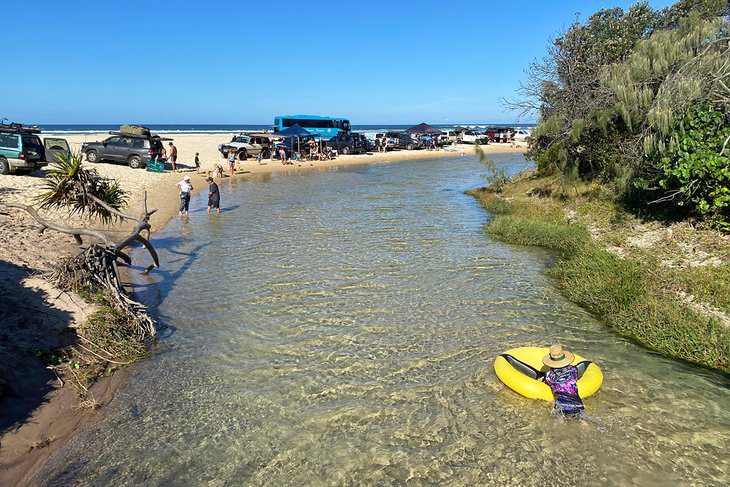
[176,174,221,217]
[488,130,515,144]
[159,142,206,174]
[306,138,334,161]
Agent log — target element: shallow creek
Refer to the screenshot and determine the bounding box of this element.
[34,155,729,485]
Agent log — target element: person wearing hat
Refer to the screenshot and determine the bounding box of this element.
[206,176,220,213]
[540,344,586,420]
[176,175,193,216]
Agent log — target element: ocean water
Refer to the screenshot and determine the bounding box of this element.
[38,123,535,137]
[32,154,728,486]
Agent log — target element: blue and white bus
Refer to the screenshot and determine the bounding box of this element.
[273,115,351,139]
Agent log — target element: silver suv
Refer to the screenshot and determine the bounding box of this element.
[81,133,166,169]
[218,134,272,160]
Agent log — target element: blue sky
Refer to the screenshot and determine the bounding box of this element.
[2,0,673,125]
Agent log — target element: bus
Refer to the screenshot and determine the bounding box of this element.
[273,115,351,139]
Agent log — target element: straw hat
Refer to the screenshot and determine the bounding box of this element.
[543,344,575,368]
[183,175,191,181]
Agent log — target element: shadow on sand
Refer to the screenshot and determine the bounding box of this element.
[0,260,77,433]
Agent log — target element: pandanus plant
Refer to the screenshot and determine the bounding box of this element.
[1,152,159,339]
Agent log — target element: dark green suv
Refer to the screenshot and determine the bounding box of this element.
[0,123,69,175]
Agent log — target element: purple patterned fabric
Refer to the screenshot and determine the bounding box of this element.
[544,365,585,412]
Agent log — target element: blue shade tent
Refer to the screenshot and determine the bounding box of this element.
[274,124,315,159]
[274,124,313,138]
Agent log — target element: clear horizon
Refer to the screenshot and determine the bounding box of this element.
[2,0,673,125]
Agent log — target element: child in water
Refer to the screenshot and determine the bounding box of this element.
[541,344,586,421]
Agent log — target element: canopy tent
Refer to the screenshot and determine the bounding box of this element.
[405,123,443,135]
[272,124,316,160]
[273,124,313,138]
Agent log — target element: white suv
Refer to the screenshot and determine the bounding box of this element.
[460,130,489,145]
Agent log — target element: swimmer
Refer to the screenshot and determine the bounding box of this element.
[539,344,587,422]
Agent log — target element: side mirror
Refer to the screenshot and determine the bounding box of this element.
[103,142,107,147]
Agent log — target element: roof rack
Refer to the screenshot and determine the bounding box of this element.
[0,122,41,134]
[108,131,173,141]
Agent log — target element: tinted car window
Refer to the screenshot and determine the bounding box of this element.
[0,133,20,149]
[22,135,43,147]
[106,137,121,145]
[132,138,145,148]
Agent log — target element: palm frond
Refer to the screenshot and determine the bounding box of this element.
[36,152,129,224]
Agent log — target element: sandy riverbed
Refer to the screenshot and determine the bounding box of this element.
[0,133,525,485]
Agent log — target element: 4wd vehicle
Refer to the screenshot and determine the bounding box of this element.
[0,122,69,175]
[81,125,168,169]
[218,133,274,160]
[384,131,422,150]
[460,130,489,145]
[512,129,531,141]
[327,133,366,155]
[439,130,461,145]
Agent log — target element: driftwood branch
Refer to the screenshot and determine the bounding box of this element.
[135,235,160,268]
[0,203,111,245]
[87,194,138,221]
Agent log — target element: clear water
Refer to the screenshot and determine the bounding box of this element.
[34,155,729,486]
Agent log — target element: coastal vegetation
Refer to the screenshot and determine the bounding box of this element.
[467,167,729,372]
[0,153,158,400]
[507,0,730,229]
[468,0,730,372]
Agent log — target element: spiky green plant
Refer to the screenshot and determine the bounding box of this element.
[37,152,128,224]
[475,145,508,191]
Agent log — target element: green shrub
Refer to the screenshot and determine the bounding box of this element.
[655,106,730,227]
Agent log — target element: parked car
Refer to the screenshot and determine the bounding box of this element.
[218,133,272,160]
[460,130,489,145]
[384,131,422,150]
[327,133,366,155]
[81,127,168,169]
[439,130,461,145]
[512,129,531,141]
[0,122,68,175]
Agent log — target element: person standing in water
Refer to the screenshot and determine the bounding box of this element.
[169,142,178,172]
[540,344,586,421]
[206,176,220,213]
[228,148,236,176]
[176,175,193,216]
[194,152,201,173]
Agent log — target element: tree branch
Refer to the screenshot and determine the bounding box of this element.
[1,203,111,245]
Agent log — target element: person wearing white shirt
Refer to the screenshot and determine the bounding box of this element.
[176,175,193,216]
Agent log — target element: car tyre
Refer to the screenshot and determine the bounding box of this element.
[86,150,99,163]
[238,149,248,161]
[128,155,143,169]
[406,143,414,150]
[261,148,271,159]
[475,140,481,146]
[0,157,9,175]
[341,147,351,155]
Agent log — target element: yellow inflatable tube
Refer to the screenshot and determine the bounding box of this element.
[494,347,603,401]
